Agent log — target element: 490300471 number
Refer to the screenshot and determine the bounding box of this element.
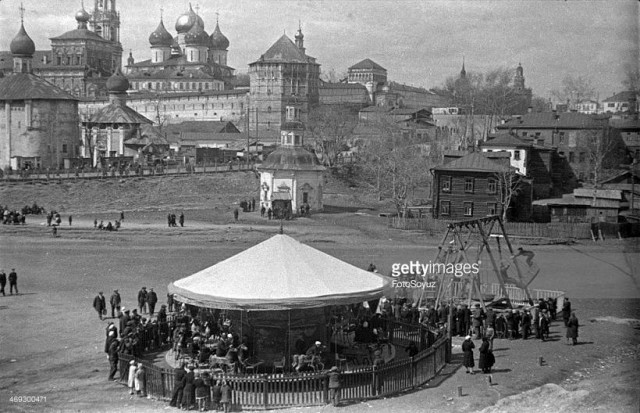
[10,396,47,403]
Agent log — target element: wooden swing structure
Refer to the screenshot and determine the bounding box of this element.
[419,216,539,310]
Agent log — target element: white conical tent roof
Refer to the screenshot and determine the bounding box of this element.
[168,234,391,311]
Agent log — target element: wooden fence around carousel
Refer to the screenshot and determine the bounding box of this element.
[115,327,451,409]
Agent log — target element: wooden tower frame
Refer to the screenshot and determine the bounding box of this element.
[420,216,534,310]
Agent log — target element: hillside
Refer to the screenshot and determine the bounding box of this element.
[0,171,388,215]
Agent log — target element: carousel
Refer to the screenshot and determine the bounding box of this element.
[167,233,395,374]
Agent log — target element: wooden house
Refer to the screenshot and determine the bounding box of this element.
[432,152,519,220]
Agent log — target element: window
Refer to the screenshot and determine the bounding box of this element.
[303,192,308,204]
[487,203,497,216]
[62,144,68,154]
[558,132,565,144]
[440,201,451,216]
[522,132,528,137]
[441,176,451,192]
[487,178,497,194]
[464,177,474,193]
[513,150,520,160]
[569,152,575,162]
[579,152,586,163]
[607,103,615,108]
[464,202,474,217]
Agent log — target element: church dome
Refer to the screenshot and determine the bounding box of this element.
[75,7,91,23]
[10,23,35,56]
[149,19,173,47]
[210,22,229,50]
[175,5,204,34]
[106,68,130,92]
[184,19,209,46]
[261,146,324,171]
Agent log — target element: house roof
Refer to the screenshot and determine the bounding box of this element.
[360,105,388,113]
[50,28,110,42]
[124,124,169,147]
[482,133,531,148]
[85,103,152,125]
[167,234,390,310]
[0,73,78,101]
[319,82,367,90]
[433,151,511,173]
[496,112,609,130]
[602,91,638,103]
[348,58,386,72]
[164,120,240,135]
[610,118,640,130]
[599,169,640,185]
[179,132,246,142]
[573,188,623,200]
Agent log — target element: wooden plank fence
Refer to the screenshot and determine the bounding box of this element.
[115,333,451,409]
[388,216,592,239]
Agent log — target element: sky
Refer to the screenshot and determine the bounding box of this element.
[0,0,638,100]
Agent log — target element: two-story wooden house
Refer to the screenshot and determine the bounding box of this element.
[431,152,522,220]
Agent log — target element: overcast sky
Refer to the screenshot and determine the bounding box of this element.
[1,0,637,100]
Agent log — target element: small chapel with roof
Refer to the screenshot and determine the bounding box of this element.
[258,103,325,218]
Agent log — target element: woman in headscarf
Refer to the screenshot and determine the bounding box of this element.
[478,336,494,374]
[462,335,475,374]
[566,311,579,345]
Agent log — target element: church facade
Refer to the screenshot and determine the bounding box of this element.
[0,1,123,98]
[0,18,80,171]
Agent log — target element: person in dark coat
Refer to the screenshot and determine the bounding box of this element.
[8,268,18,295]
[566,311,579,345]
[562,298,572,326]
[119,308,130,337]
[93,291,106,320]
[138,287,148,314]
[107,338,120,381]
[478,336,495,374]
[540,310,550,341]
[179,212,184,227]
[472,304,484,339]
[169,362,186,407]
[220,380,232,413]
[110,290,121,318]
[327,366,341,406]
[0,269,6,296]
[147,288,158,316]
[233,208,239,221]
[181,365,196,410]
[211,380,222,411]
[194,372,209,411]
[462,335,475,374]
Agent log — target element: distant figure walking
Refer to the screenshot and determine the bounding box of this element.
[93,291,106,320]
[8,268,18,295]
[0,269,6,296]
[110,289,121,318]
[233,208,239,222]
[566,312,579,345]
[68,215,72,226]
[120,211,125,221]
[179,212,184,227]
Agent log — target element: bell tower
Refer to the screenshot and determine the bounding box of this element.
[89,0,122,72]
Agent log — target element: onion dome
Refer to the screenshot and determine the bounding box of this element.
[75,7,91,24]
[10,23,36,56]
[149,19,173,47]
[106,67,129,92]
[184,18,209,46]
[210,22,229,50]
[175,4,204,34]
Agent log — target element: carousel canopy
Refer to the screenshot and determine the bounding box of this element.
[168,234,391,311]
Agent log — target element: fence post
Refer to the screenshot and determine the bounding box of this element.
[263,375,268,410]
[411,357,417,389]
[161,369,166,399]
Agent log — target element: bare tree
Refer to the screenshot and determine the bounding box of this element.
[581,126,627,187]
[551,75,596,107]
[306,105,358,167]
[496,169,525,222]
[621,63,640,94]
